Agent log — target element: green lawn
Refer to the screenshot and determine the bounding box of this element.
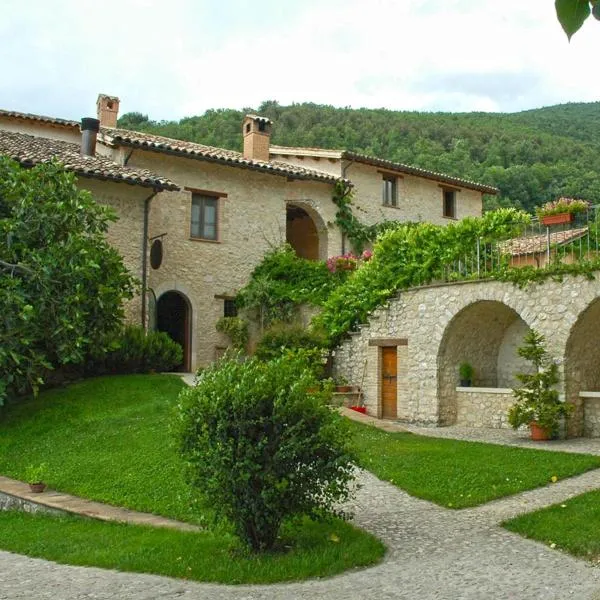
[348,420,600,508]
[0,375,384,583]
[503,489,600,562]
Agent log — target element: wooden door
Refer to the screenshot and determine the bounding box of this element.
[381,346,397,419]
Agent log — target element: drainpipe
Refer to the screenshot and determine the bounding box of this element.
[141,190,158,330]
[340,158,354,255]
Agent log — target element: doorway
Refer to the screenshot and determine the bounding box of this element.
[381,346,398,419]
[156,291,191,371]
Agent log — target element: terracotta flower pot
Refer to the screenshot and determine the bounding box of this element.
[529,422,551,441]
[335,385,353,393]
[541,213,574,226]
[28,482,47,493]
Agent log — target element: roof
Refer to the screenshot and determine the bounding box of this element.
[499,227,588,256]
[0,130,179,191]
[270,144,497,194]
[99,128,343,185]
[0,109,79,129]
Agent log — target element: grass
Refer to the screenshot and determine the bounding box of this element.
[0,511,383,584]
[0,374,385,582]
[503,489,600,563]
[348,420,600,508]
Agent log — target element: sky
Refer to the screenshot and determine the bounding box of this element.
[1,0,598,122]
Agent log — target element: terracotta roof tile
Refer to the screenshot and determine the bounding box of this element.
[100,128,344,184]
[0,109,79,129]
[499,227,588,256]
[0,130,178,190]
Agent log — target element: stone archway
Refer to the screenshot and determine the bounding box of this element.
[286,203,327,261]
[565,298,600,436]
[156,290,192,372]
[437,300,530,426]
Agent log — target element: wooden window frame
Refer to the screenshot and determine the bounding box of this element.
[382,174,398,207]
[190,193,219,241]
[442,188,457,219]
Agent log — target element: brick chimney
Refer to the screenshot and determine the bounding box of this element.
[242,114,272,162]
[96,94,120,128]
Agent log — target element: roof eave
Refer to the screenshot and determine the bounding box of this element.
[341,151,498,195]
[107,137,341,185]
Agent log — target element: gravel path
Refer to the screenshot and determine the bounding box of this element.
[2,468,600,600]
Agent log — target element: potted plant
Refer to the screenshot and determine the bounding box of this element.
[334,376,352,393]
[458,361,474,387]
[25,463,48,493]
[508,330,573,440]
[535,197,589,226]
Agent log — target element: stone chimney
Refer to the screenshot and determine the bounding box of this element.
[242,114,272,162]
[96,94,120,128]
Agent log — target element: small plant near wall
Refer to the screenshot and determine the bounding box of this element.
[25,463,48,493]
[458,362,474,387]
[216,316,249,351]
[508,330,573,440]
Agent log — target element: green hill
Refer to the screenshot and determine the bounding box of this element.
[118,101,600,214]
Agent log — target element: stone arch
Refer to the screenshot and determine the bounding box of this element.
[285,201,328,261]
[565,297,600,436]
[437,300,530,425]
[152,282,196,372]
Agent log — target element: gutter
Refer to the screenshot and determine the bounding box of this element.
[141,190,158,329]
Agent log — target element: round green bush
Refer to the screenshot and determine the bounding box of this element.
[174,354,355,552]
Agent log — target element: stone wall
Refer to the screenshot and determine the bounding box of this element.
[333,275,600,436]
[128,151,341,369]
[583,395,600,437]
[455,388,514,428]
[0,491,64,516]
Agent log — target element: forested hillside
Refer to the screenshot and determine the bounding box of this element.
[118,101,600,213]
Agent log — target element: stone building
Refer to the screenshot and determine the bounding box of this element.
[0,94,496,371]
[333,274,600,437]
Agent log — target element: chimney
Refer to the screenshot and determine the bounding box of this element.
[96,93,120,128]
[242,114,272,162]
[80,117,100,156]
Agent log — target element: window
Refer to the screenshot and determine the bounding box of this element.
[382,174,397,207]
[443,189,456,219]
[191,194,218,240]
[224,298,237,318]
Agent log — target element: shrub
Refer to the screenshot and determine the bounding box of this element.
[508,329,573,436]
[255,323,327,362]
[216,316,249,351]
[89,326,183,374]
[174,354,355,552]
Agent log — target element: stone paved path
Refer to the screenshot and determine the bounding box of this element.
[3,391,600,599]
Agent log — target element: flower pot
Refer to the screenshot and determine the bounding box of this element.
[529,422,551,441]
[28,482,47,493]
[459,379,472,387]
[335,385,353,393]
[541,213,574,226]
[350,406,366,414]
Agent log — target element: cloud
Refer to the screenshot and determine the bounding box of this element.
[1,0,599,120]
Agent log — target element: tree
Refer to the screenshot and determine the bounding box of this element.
[0,158,136,404]
[556,0,600,39]
[175,353,355,552]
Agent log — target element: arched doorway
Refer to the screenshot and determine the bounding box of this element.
[437,300,530,426]
[156,291,191,371]
[286,203,327,261]
[565,298,600,436]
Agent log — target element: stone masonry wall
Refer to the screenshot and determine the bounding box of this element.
[333,275,600,435]
[455,389,514,429]
[129,151,342,369]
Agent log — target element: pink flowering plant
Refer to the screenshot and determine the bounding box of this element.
[326,250,373,274]
[535,197,589,219]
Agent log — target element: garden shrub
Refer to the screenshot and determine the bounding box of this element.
[175,353,355,552]
[216,316,249,351]
[89,326,183,374]
[254,323,327,362]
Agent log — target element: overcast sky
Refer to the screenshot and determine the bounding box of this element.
[1,0,598,122]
